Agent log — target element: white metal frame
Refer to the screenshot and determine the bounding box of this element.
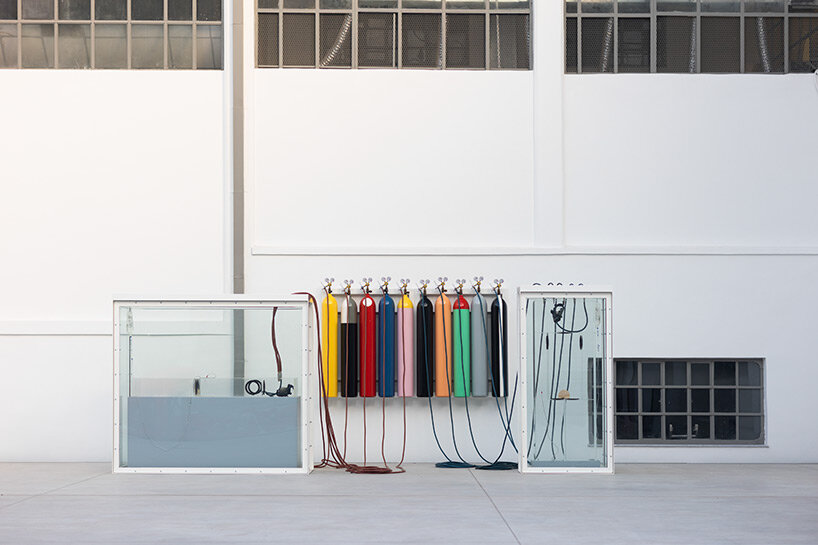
[518,285,614,474]
[112,295,313,474]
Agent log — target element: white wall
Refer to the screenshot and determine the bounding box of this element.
[0,71,226,461]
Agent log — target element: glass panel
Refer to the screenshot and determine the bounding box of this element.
[447,0,485,8]
[692,416,710,439]
[666,415,687,440]
[701,0,740,11]
[0,23,16,67]
[258,13,279,66]
[790,0,818,12]
[283,13,314,66]
[59,0,90,19]
[117,304,305,469]
[714,388,736,412]
[691,362,710,385]
[641,362,660,385]
[283,0,314,7]
[642,388,661,412]
[490,0,528,7]
[131,24,164,68]
[642,415,661,438]
[58,24,90,68]
[616,415,637,440]
[665,388,686,412]
[94,23,126,68]
[657,0,696,10]
[0,0,17,19]
[739,361,762,386]
[691,389,710,412]
[566,0,577,13]
[714,361,736,385]
[739,389,762,413]
[358,12,395,67]
[618,17,649,72]
[197,24,223,68]
[489,13,530,69]
[96,0,126,20]
[665,361,687,385]
[446,13,485,68]
[402,13,441,68]
[702,16,741,72]
[616,361,637,385]
[616,388,637,412]
[657,16,697,73]
[738,416,762,441]
[715,416,736,440]
[581,0,613,13]
[789,18,818,73]
[22,0,54,19]
[169,0,192,21]
[258,0,279,7]
[319,13,352,67]
[580,17,614,73]
[746,0,785,11]
[526,297,608,467]
[21,23,54,67]
[566,17,577,72]
[359,0,395,6]
[168,24,192,68]
[404,0,442,8]
[197,0,221,21]
[618,0,649,13]
[320,0,352,7]
[132,0,163,20]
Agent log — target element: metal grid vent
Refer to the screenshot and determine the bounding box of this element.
[745,16,784,73]
[358,12,396,67]
[319,13,352,67]
[567,1,818,74]
[701,16,740,73]
[581,17,614,73]
[618,17,650,72]
[657,16,696,73]
[402,13,441,68]
[283,12,315,67]
[446,13,485,69]
[489,14,530,69]
[789,17,818,72]
[566,17,578,73]
[258,13,280,67]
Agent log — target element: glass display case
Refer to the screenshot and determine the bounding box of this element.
[113,297,312,473]
[519,287,613,473]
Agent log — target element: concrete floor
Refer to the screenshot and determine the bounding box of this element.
[0,464,817,544]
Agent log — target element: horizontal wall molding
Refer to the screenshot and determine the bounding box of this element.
[252,245,818,257]
[0,321,111,337]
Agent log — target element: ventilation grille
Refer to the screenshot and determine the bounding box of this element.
[566,17,578,73]
[789,17,818,72]
[489,14,530,69]
[402,13,441,68]
[283,12,314,67]
[701,16,740,73]
[358,12,396,67]
[618,18,650,72]
[745,17,784,73]
[319,13,352,67]
[580,17,614,73]
[657,16,696,73]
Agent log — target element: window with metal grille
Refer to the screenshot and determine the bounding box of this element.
[256,0,531,69]
[566,0,818,74]
[612,359,765,445]
[0,0,222,69]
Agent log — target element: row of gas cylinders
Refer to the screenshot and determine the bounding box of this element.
[320,288,509,398]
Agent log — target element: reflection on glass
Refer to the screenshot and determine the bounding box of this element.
[665,361,687,385]
[132,24,164,68]
[197,0,221,21]
[0,0,17,19]
[320,0,352,7]
[642,416,661,438]
[738,361,762,386]
[691,362,710,385]
[21,23,53,67]
[738,416,761,440]
[714,361,736,385]
[581,0,613,13]
[488,0,529,8]
[566,0,577,14]
[0,24,17,68]
[715,415,736,439]
[169,24,192,68]
[283,0,315,7]
[618,0,649,13]
[404,0,442,8]
[745,0,784,11]
[526,297,608,468]
[617,388,637,412]
[169,0,193,21]
[132,0,163,20]
[197,24,223,69]
[657,0,696,11]
[739,389,761,413]
[59,0,90,20]
[616,415,637,440]
[702,0,740,11]
[94,23,126,68]
[22,0,54,19]
[642,362,660,385]
[447,0,486,8]
[96,0,126,20]
[616,361,637,385]
[642,388,661,412]
[258,0,279,7]
[58,24,90,68]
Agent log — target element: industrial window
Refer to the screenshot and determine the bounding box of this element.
[0,0,223,69]
[256,0,531,69]
[613,359,765,444]
[566,0,818,74]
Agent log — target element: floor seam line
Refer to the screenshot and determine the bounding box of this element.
[0,471,109,511]
[468,469,522,545]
